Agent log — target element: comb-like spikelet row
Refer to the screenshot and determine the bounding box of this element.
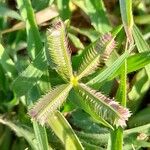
[97,33,116,67]
[47,19,73,82]
[28,84,72,125]
[77,33,116,79]
[77,83,131,127]
[77,45,100,79]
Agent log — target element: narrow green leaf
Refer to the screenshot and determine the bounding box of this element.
[75,83,131,128]
[125,123,150,135]
[12,48,47,96]
[87,48,132,87]
[128,107,150,127]
[29,83,72,125]
[119,0,134,43]
[57,0,71,20]
[116,60,127,106]
[133,25,150,52]
[17,0,43,58]
[76,130,108,147]
[111,25,123,37]
[133,25,150,80]
[0,117,37,150]
[128,69,150,114]
[73,0,111,33]
[47,19,73,82]
[111,52,150,78]
[0,44,17,78]
[68,33,84,49]
[77,33,116,80]
[134,15,150,25]
[0,65,7,91]
[33,121,50,150]
[76,123,150,148]
[110,57,128,150]
[109,127,123,150]
[48,111,84,150]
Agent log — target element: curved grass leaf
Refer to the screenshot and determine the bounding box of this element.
[110,52,150,78]
[75,83,131,128]
[76,123,150,149]
[17,0,43,57]
[119,0,133,43]
[33,121,50,150]
[128,69,150,114]
[77,33,116,79]
[47,19,73,82]
[57,0,71,20]
[133,25,150,80]
[87,45,134,88]
[48,111,84,150]
[29,83,72,125]
[128,107,150,128]
[0,44,17,78]
[68,33,84,49]
[0,117,37,150]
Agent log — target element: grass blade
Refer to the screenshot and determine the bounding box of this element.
[111,51,150,78]
[33,121,50,150]
[17,0,43,58]
[133,25,150,80]
[119,0,134,43]
[87,47,133,88]
[0,117,37,150]
[128,69,150,114]
[57,0,71,20]
[48,111,84,150]
[0,44,17,78]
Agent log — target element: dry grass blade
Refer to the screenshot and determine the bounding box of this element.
[1,6,58,34]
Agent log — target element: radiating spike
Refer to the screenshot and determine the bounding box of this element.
[77,33,116,79]
[28,84,72,125]
[76,83,131,127]
[47,19,73,82]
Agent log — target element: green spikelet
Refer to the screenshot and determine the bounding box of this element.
[76,83,131,127]
[47,19,73,82]
[29,84,72,125]
[77,33,116,79]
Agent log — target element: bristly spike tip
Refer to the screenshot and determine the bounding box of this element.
[77,33,116,80]
[76,83,131,128]
[47,19,73,82]
[28,84,72,125]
